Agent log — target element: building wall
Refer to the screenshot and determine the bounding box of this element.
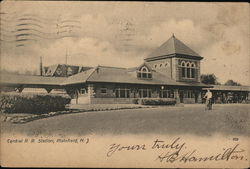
[145,57,201,83]
[183,98,196,104]
[145,58,172,79]
[71,83,204,104]
[90,98,133,104]
[93,83,175,99]
[94,83,116,98]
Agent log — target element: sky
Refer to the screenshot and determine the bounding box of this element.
[0,1,249,85]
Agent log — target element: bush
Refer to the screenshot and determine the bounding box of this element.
[0,93,71,114]
[241,100,250,104]
[137,98,176,106]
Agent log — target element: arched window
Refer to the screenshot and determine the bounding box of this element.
[137,66,152,79]
[186,62,191,78]
[180,61,196,79]
[142,67,148,72]
[181,61,186,78]
[141,67,148,78]
[154,64,157,68]
[160,64,162,68]
[191,63,196,78]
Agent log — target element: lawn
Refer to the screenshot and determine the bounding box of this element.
[1,104,249,136]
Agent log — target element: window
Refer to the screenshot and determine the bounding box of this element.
[142,67,147,72]
[191,63,196,78]
[186,62,191,78]
[137,66,152,79]
[115,88,130,98]
[165,62,169,67]
[100,88,107,94]
[180,61,196,79]
[137,72,141,78]
[160,90,174,98]
[80,88,86,95]
[160,64,162,67]
[154,64,157,68]
[181,61,186,78]
[139,89,152,98]
[185,90,194,98]
[142,72,147,78]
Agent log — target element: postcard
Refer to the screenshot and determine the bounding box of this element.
[0,1,249,168]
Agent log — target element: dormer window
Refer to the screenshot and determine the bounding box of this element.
[137,66,152,79]
[67,67,73,76]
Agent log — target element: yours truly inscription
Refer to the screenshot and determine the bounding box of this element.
[107,137,247,163]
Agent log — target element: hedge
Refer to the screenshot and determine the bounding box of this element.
[0,93,71,114]
[133,98,176,105]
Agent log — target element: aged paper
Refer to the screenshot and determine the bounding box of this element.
[0,1,249,168]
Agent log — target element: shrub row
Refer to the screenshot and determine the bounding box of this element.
[0,93,71,114]
[133,98,176,105]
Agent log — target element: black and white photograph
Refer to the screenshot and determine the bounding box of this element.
[0,1,249,168]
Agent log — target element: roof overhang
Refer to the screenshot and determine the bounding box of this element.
[202,85,250,92]
[144,53,203,62]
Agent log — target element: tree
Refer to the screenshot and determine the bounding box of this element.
[200,74,220,85]
[224,80,241,86]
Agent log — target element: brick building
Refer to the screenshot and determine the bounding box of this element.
[1,35,249,104]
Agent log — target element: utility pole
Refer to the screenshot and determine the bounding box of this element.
[65,48,68,76]
[40,56,43,76]
[65,48,68,65]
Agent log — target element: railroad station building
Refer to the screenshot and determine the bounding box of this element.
[1,35,249,104]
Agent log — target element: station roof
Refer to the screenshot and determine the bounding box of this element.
[204,85,250,92]
[0,74,66,86]
[145,34,203,61]
[0,65,209,88]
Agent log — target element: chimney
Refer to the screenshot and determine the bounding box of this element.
[40,56,43,76]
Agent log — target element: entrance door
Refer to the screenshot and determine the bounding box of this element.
[179,90,184,103]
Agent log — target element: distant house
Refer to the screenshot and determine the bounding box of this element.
[1,35,249,104]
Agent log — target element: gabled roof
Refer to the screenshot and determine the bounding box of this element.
[45,64,58,76]
[145,34,203,61]
[61,68,96,85]
[136,62,153,71]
